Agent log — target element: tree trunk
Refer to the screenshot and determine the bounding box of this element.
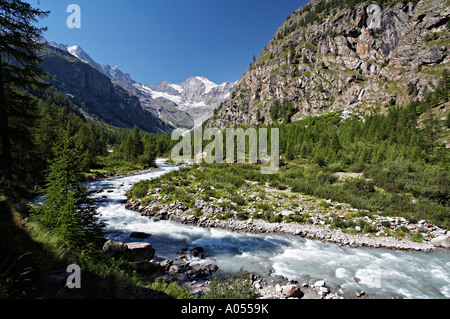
[0,55,12,181]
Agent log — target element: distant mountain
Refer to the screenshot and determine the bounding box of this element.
[40,44,172,133]
[133,76,235,127]
[48,42,134,84]
[49,42,234,128]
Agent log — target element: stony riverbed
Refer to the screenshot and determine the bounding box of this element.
[125,198,448,252]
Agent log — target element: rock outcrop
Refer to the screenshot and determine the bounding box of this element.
[207,0,449,128]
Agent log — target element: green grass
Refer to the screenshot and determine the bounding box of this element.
[202,268,259,299]
[130,159,449,231]
[147,278,192,299]
[0,197,189,299]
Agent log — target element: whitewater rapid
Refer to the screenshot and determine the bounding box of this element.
[88,159,450,299]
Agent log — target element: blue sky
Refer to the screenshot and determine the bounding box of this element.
[32,0,307,85]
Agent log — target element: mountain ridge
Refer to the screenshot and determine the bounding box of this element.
[207,0,450,128]
[39,44,172,133]
[49,42,234,128]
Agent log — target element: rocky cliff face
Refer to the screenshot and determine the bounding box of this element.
[40,45,172,133]
[49,42,134,84]
[207,0,449,128]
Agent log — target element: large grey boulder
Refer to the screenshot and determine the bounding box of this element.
[366,4,382,30]
[431,234,450,249]
[125,242,156,261]
[419,47,447,65]
[102,240,128,255]
[102,240,156,261]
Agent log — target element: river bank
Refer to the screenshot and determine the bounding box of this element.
[120,197,449,298]
[87,166,163,182]
[102,236,367,299]
[125,198,446,252]
[124,161,450,253]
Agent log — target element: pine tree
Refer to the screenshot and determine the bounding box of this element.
[0,0,49,182]
[31,127,104,252]
[120,126,144,163]
[423,104,440,157]
[75,122,107,168]
[285,140,294,160]
[270,100,280,122]
[140,134,157,167]
[330,132,342,154]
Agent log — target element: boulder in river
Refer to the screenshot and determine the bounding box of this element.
[190,246,205,258]
[281,285,304,298]
[130,231,151,239]
[102,240,128,256]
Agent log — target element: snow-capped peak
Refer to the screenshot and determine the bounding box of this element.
[195,76,218,94]
[168,83,183,93]
[46,40,234,128]
[67,45,80,54]
[67,45,88,63]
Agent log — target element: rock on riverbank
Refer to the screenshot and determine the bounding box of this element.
[125,199,441,252]
[101,238,362,299]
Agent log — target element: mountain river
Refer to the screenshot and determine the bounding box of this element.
[88,159,450,299]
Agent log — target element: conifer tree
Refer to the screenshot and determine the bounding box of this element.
[0,0,49,182]
[31,127,104,252]
[423,104,440,157]
[120,126,144,163]
[142,134,157,167]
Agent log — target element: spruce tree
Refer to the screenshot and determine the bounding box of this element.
[31,127,104,252]
[130,126,144,159]
[142,134,157,167]
[423,104,440,157]
[120,126,144,163]
[0,0,49,182]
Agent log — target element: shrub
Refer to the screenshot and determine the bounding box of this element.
[149,278,192,299]
[410,231,424,243]
[230,194,246,206]
[203,268,259,299]
[130,180,151,199]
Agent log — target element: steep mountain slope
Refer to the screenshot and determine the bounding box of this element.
[48,42,134,84]
[39,45,172,133]
[207,0,449,128]
[49,43,234,128]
